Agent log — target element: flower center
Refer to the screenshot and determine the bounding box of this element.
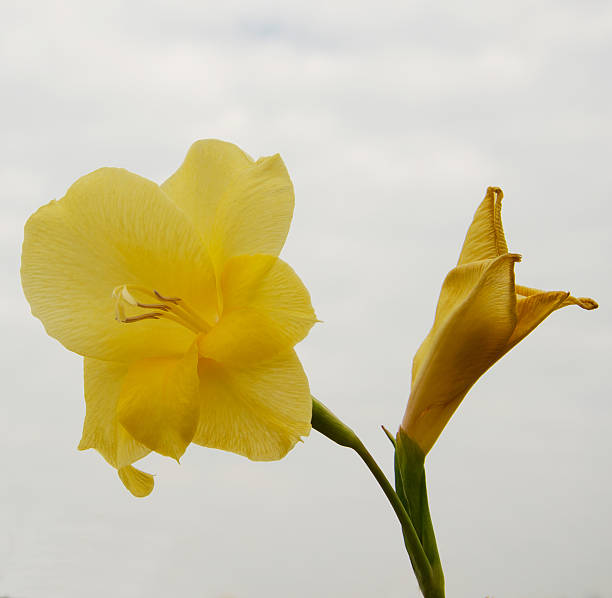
[113,285,211,334]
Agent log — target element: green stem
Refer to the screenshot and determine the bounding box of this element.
[395,431,444,597]
[352,437,434,587]
[311,398,433,591]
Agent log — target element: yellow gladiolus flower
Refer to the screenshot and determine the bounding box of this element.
[21,140,317,497]
[401,186,597,454]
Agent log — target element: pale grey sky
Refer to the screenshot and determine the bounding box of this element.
[1,1,611,597]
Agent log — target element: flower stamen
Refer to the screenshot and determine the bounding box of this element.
[113,285,211,334]
[133,302,171,311]
[123,313,163,323]
[154,290,181,303]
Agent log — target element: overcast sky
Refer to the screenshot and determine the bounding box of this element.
[1,1,611,597]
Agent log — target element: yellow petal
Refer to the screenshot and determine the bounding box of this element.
[161,139,253,242]
[403,254,520,454]
[117,342,201,461]
[457,187,508,265]
[518,284,598,310]
[559,295,598,310]
[118,465,155,498]
[507,286,598,350]
[412,257,505,384]
[162,139,294,271]
[198,255,316,365]
[506,290,570,350]
[208,154,294,268]
[21,168,216,362]
[194,350,311,461]
[79,358,150,469]
[516,284,545,297]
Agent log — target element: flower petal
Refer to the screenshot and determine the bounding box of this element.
[79,358,150,469]
[559,295,599,310]
[457,187,508,265]
[507,290,570,350]
[161,139,253,242]
[118,465,155,498]
[198,255,316,366]
[162,140,295,270]
[412,257,503,383]
[507,287,598,350]
[194,350,311,461]
[403,254,520,454]
[117,342,201,461]
[21,168,216,362]
[517,284,598,310]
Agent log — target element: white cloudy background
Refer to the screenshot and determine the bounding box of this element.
[1,1,611,597]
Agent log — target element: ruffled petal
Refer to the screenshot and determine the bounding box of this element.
[117,342,201,461]
[519,284,598,310]
[194,350,311,461]
[507,287,598,350]
[403,254,520,454]
[118,465,155,498]
[198,255,316,366]
[21,168,216,362]
[507,290,570,350]
[516,284,546,297]
[79,358,150,469]
[161,139,253,242]
[412,257,501,384]
[457,187,508,265]
[162,140,294,271]
[559,295,598,310]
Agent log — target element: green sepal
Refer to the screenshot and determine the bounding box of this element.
[381,425,397,447]
[395,429,445,597]
[311,396,359,449]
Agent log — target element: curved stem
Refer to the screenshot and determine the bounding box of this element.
[351,436,433,584]
[311,398,433,588]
